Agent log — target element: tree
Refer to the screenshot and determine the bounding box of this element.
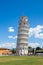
[11,48,16,54]
[36,47,41,50]
[28,46,32,49]
[28,46,33,52]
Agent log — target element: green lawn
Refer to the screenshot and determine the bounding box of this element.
[0,56,43,65]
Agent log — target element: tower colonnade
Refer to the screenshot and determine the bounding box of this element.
[16,16,29,56]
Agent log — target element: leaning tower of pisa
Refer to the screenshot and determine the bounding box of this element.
[16,16,29,56]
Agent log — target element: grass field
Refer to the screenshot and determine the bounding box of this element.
[0,56,43,65]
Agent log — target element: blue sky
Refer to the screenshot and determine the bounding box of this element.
[0,0,43,49]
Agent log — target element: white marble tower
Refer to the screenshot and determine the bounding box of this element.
[16,16,29,56]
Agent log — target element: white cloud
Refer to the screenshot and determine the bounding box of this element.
[8,27,15,32]
[8,36,17,39]
[29,25,43,39]
[29,42,40,48]
[0,43,16,49]
[0,42,42,49]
